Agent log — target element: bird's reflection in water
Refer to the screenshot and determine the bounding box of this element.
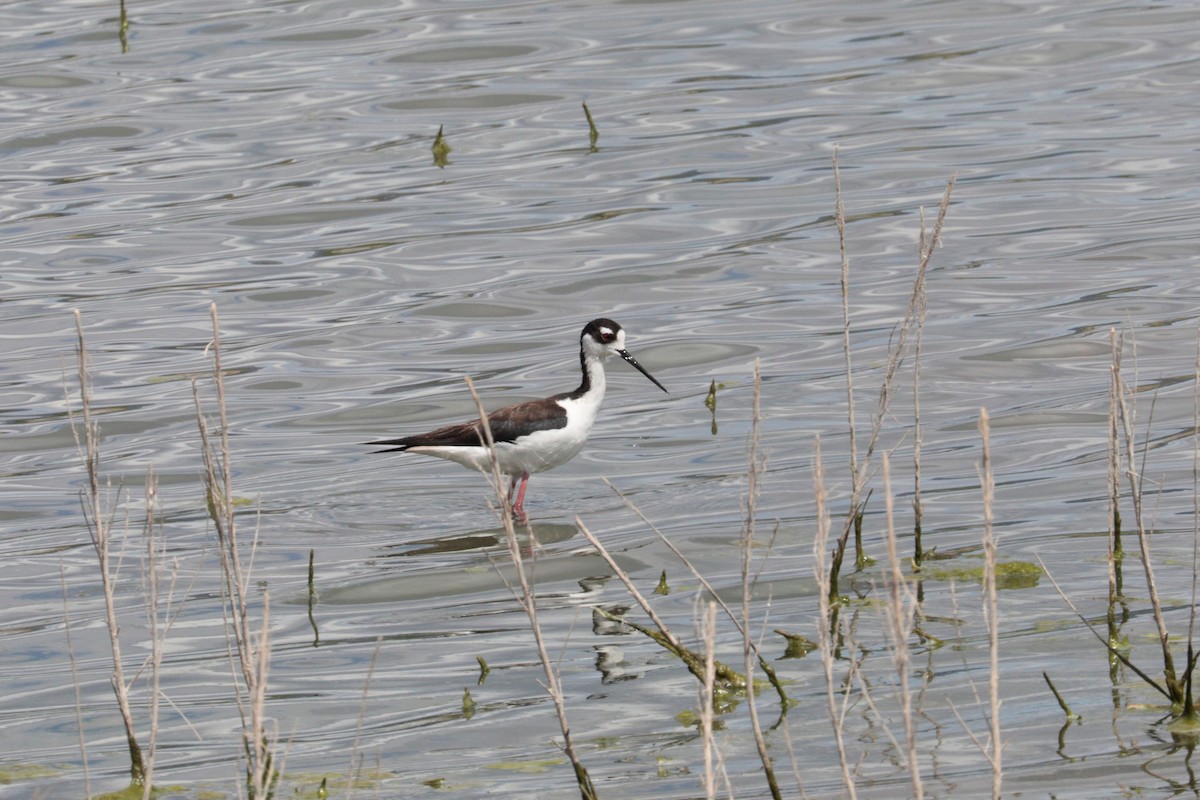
[378,521,580,558]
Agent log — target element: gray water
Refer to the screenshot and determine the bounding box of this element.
[4,0,1200,797]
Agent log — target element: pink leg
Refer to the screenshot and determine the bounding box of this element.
[511,471,530,519]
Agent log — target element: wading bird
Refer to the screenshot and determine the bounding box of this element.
[369,318,667,518]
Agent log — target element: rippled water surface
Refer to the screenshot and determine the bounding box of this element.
[5,0,1200,797]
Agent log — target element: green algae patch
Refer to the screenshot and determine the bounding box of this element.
[94,785,152,800]
[1167,710,1200,739]
[260,771,388,798]
[0,763,63,785]
[485,759,564,774]
[924,560,1042,590]
[775,629,819,659]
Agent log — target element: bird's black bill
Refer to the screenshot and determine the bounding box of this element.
[619,349,669,394]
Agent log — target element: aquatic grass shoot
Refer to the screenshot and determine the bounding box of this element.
[582,101,599,150]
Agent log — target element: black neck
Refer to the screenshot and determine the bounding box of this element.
[568,340,593,399]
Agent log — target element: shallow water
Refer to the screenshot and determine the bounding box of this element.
[5,0,1200,797]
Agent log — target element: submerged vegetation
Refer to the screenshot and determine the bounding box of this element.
[48,151,1200,799]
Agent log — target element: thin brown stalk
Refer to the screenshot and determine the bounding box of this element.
[739,361,782,800]
[346,636,384,790]
[828,169,956,597]
[254,594,277,795]
[464,376,597,800]
[978,409,1002,800]
[778,719,806,800]
[141,468,161,799]
[576,519,744,691]
[1193,324,1200,650]
[1107,329,1123,561]
[913,207,929,563]
[602,478,788,705]
[1038,555,1169,698]
[60,558,92,798]
[1189,325,1200,719]
[812,436,857,800]
[699,600,718,800]
[1170,325,1200,724]
[832,147,865,581]
[861,174,955,470]
[195,303,276,797]
[72,309,147,786]
[1106,329,1124,680]
[834,146,858,497]
[843,639,907,777]
[696,597,729,800]
[135,511,191,798]
[881,454,922,799]
[1112,330,1182,704]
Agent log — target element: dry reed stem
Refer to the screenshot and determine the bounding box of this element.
[827,165,956,597]
[880,454,923,799]
[1038,557,1169,699]
[463,376,597,800]
[60,558,92,798]
[778,720,806,800]
[254,594,273,788]
[575,519,743,691]
[978,409,1002,799]
[834,147,858,496]
[863,173,955,465]
[140,468,162,799]
[831,147,863,580]
[739,360,783,800]
[912,208,929,560]
[133,472,196,796]
[1107,329,1123,554]
[1111,328,1182,704]
[827,465,923,790]
[346,635,384,791]
[72,309,148,786]
[1106,330,1124,678]
[699,600,718,800]
[601,478,788,704]
[195,303,276,797]
[812,436,857,799]
[1189,326,1200,717]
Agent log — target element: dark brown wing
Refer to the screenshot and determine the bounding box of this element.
[368,396,567,452]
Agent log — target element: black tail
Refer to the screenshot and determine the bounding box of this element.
[365,437,413,454]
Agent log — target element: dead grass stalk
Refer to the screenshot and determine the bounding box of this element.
[978,409,1002,799]
[464,376,598,800]
[194,303,278,798]
[72,309,148,787]
[828,156,955,598]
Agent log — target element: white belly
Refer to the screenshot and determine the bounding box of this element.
[410,393,602,477]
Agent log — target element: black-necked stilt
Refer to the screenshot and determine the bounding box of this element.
[369,318,668,518]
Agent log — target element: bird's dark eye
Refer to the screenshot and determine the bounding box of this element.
[600,329,616,342]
